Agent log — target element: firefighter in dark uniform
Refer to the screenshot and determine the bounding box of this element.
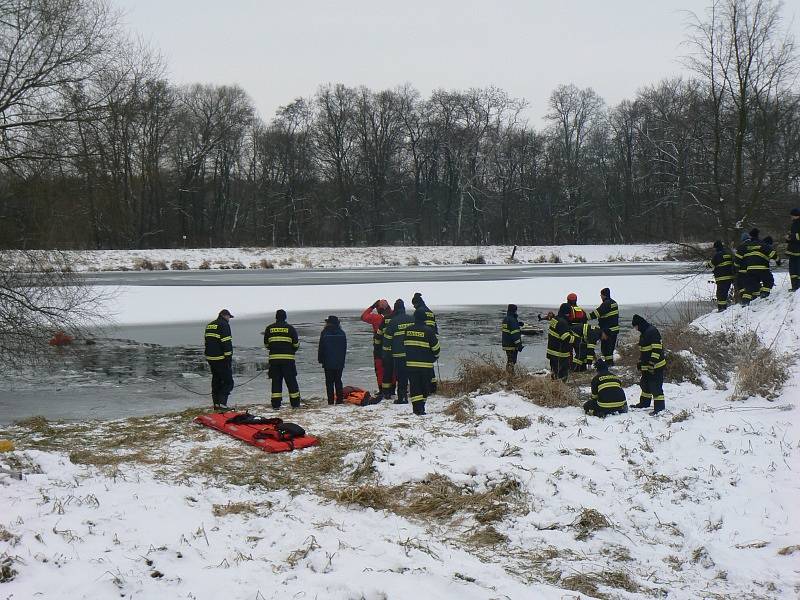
[735,228,766,305]
[583,359,628,417]
[571,322,600,369]
[759,236,781,298]
[384,299,414,404]
[204,309,234,409]
[411,292,438,391]
[630,314,666,416]
[404,308,440,416]
[565,293,589,371]
[546,303,575,381]
[501,304,523,373]
[379,306,396,400]
[707,241,735,311]
[787,207,800,291]
[264,309,301,409]
[588,288,620,363]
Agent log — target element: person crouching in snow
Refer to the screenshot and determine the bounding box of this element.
[631,314,666,416]
[318,315,347,405]
[583,359,628,417]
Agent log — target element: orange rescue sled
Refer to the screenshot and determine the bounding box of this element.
[194,411,320,453]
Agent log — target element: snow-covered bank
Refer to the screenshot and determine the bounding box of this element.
[103,272,723,325]
[2,293,797,599]
[63,244,682,272]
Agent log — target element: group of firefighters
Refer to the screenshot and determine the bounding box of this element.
[203,210,798,419]
[708,209,800,311]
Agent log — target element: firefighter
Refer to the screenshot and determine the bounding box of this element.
[264,309,301,409]
[735,228,766,305]
[734,231,750,303]
[501,304,523,373]
[565,293,589,370]
[546,303,575,381]
[630,314,666,416]
[707,241,735,311]
[411,292,438,391]
[787,207,800,291]
[588,288,620,363]
[571,322,600,369]
[385,299,414,404]
[361,299,390,394]
[759,236,781,298]
[583,359,628,417]
[379,306,396,400]
[204,309,234,409]
[404,308,440,416]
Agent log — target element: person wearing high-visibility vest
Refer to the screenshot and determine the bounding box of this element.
[204,309,234,409]
[264,309,301,409]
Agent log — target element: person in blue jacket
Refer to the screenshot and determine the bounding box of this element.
[318,315,347,405]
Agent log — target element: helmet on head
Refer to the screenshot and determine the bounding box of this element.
[567,293,577,304]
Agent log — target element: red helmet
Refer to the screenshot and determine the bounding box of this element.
[567,293,578,303]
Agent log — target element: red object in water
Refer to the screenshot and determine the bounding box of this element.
[49,331,74,346]
[194,411,319,453]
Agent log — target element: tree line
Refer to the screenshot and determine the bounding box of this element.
[1,0,798,251]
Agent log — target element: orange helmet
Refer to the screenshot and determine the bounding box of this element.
[376,299,390,312]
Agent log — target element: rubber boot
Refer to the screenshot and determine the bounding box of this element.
[630,400,651,409]
[290,399,301,409]
[649,401,665,416]
[412,401,426,416]
[271,399,281,410]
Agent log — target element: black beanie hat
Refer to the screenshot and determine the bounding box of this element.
[276,309,287,321]
[595,358,608,371]
[749,227,760,239]
[631,314,645,329]
[600,287,610,298]
[713,240,723,250]
[507,303,518,313]
[558,303,570,318]
[394,298,405,312]
[791,207,800,216]
[412,292,423,306]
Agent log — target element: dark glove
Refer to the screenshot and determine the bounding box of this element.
[518,345,524,353]
[518,320,525,327]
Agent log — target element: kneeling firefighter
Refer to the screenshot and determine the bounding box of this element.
[404,308,440,416]
[631,314,666,416]
[583,359,628,417]
[385,299,414,404]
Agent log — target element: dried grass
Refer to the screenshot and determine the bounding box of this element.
[334,485,393,510]
[507,416,532,430]
[466,526,509,546]
[573,508,612,540]
[443,397,476,423]
[731,337,790,401]
[0,555,17,583]
[777,544,800,556]
[170,259,189,270]
[514,375,580,408]
[670,409,691,424]
[212,501,270,517]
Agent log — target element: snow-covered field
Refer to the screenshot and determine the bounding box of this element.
[1,291,797,599]
[60,244,682,272]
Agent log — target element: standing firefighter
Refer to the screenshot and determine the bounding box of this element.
[735,228,766,305]
[501,304,523,373]
[588,288,620,362]
[707,241,735,311]
[404,308,440,416]
[385,299,414,404]
[411,292,438,391]
[583,359,628,417]
[264,309,301,409]
[546,303,575,381]
[204,309,234,409]
[630,314,666,416]
[759,236,781,298]
[787,208,800,291]
[361,299,390,394]
[566,293,589,370]
[571,322,600,369]
[379,306,396,400]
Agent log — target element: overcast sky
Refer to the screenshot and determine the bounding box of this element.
[114,0,799,126]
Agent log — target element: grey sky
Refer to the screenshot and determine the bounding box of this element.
[114,0,799,126]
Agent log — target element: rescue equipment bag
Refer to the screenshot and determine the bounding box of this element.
[342,386,378,406]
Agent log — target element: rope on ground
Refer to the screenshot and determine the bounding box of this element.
[169,370,265,396]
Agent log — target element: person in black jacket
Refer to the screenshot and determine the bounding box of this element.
[264,309,301,409]
[546,303,575,381]
[630,314,666,416]
[736,228,767,305]
[204,309,234,409]
[583,359,628,417]
[707,241,735,311]
[759,236,781,298]
[787,207,800,291]
[501,304,523,373]
[404,308,440,416]
[588,288,620,362]
[318,315,347,405]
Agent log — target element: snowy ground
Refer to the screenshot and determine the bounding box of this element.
[1,292,797,599]
[49,244,683,272]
